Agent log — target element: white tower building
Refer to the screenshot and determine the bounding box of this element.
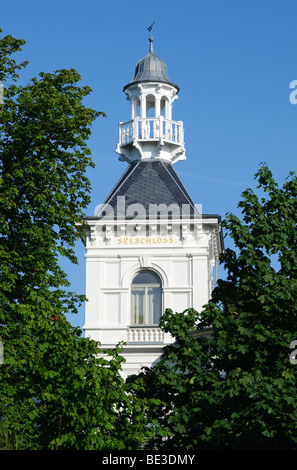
[83,36,223,378]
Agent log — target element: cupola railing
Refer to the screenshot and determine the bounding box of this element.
[119,116,184,146]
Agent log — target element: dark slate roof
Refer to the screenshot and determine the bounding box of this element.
[123,39,179,92]
[96,160,200,220]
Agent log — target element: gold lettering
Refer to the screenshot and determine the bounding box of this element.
[119,236,174,246]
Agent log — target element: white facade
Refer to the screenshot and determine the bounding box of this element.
[83,36,223,378]
[84,216,222,378]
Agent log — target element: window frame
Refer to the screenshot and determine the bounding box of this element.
[130,270,163,327]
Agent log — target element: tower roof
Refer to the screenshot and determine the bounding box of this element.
[123,38,179,92]
[96,161,199,219]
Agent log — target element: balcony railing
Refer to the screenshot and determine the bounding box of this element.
[127,327,164,343]
[119,117,184,146]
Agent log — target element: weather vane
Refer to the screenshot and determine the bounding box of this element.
[147,22,155,37]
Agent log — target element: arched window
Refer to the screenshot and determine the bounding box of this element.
[132,97,140,118]
[160,97,167,117]
[146,94,155,117]
[131,270,162,325]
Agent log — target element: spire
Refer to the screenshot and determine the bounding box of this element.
[149,36,154,52]
[147,21,155,52]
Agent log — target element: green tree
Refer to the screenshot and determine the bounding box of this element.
[0,29,154,450]
[129,164,297,450]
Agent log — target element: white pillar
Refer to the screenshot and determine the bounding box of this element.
[155,96,161,117]
[165,98,172,120]
[140,95,146,118]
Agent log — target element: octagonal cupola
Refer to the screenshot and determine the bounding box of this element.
[116,35,186,164]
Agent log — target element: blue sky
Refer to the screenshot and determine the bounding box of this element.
[2,0,297,330]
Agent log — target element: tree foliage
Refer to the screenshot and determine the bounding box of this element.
[0,29,154,450]
[129,164,297,450]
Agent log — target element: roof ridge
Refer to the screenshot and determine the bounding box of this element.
[99,161,140,214]
[158,161,196,209]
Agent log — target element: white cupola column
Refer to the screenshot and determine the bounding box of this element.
[155,96,161,117]
[140,93,146,118]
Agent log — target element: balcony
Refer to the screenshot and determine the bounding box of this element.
[127,327,164,343]
[119,117,184,146]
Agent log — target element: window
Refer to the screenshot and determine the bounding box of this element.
[131,270,162,325]
[132,97,140,118]
[146,94,155,117]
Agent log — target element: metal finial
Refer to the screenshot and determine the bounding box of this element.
[147,22,155,51]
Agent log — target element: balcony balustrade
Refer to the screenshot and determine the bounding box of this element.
[119,117,184,146]
[127,327,164,343]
